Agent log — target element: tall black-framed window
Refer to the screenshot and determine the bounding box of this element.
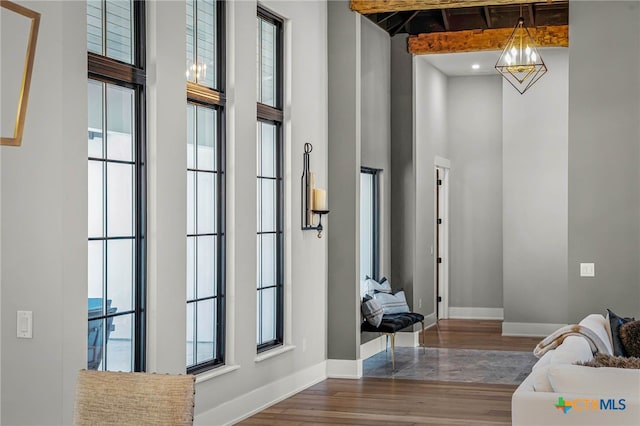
[87,0,146,372]
[256,7,284,353]
[360,167,380,281]
[186,0,226,374]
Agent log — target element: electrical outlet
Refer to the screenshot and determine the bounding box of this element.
[580,263,595,277]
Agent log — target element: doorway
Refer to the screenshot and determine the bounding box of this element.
[435,164,449,321]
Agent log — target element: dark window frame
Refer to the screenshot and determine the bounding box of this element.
[361,167,381,281]
[257,6,284,353]
[87,0,147,373]
[186,0,227,375]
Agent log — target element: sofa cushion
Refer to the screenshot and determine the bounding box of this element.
[532,351,554,371]
[550,336,594,365]
[579,314,613,355]
[548,364,640,397]
[530,365,553,392]
[360,312,424,333]
[607,309,636,357]
[620,320,640,358]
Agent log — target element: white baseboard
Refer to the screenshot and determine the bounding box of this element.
[327,358,363,379]
[502,322,566,337]
[195,361,327,426]
[396,329,421,347]
[424,312,437,329]
[449,307,504,320]
[360,336,387,360]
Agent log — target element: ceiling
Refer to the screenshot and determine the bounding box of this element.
[358,1,569,37]
[421,47,566,77]
[351,1,569,55]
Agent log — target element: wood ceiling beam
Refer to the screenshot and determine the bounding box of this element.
[408,24,567,54]
[351,0,557,14]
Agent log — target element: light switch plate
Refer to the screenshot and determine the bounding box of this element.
[17,310,32,338]
[580,263,595,277]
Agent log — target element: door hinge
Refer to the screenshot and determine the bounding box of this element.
[437,218,442,224]
[437,296,442,302]
[437,179,442,185]
[437,257,442,264]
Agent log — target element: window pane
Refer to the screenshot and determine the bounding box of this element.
[257,18,277,107]
[196,299,215,364]
[186,0,216,88]
[196,236,216,299]
[105,0,133,64]
[360,173,374,280]
[106,85,134,162]
[196,0,215,88]
[88,161,104,238]
[187,104,195,169]
[106,239,134,313]
[186,302,195,366]
[187,237,196,300]
[258,179,276,233]
[259,288,276,344]
[88,241,104,303]
[87,317,106,369]
[196,173,216,234]
[87,0,103,55]
[88,80,103,158]
[258,234,276,288]
[106,314,133,372]
[197,107,216,171]
[106,163,134,237]
[186,0,195,82]
[258,122,276,178]
[187,170,196,235]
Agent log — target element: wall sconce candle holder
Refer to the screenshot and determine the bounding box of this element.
[301,143,330,238]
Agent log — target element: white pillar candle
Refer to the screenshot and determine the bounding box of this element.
[313,188,327,210]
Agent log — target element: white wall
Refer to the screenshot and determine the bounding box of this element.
[1,1,329,424]
[502,49,569,329]
[1,1,86,424]
[361,17,390,280]
[568,0,640,320]
[411,57,448,318]
[447,76,503,310]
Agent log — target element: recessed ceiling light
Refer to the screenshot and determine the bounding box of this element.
[472,64,480,70]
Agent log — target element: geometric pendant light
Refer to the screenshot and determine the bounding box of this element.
[495,17,547,94]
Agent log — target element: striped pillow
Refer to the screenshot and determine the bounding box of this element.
[361,297,383,327]
[374,290,410,315]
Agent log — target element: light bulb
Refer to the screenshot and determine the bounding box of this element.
[472,64,480,70]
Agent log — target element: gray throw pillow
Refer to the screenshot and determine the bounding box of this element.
[607,309,636,357]
[374,290,410,315]
[361,297,383,327]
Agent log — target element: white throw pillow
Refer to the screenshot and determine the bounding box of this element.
[366,278,391,295]
[373,290,410,314]
[532,351,554,371]
[549,364,640,397]
[550,336,594,365]
[580,314,614,355]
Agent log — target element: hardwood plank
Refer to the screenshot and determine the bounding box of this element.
[242,320,539,425]
[350,0,556,15]
[408,24,568,54]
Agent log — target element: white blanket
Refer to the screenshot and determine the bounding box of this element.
[533,324,609,358]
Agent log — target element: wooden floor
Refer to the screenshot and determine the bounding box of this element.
[240,320,541,426]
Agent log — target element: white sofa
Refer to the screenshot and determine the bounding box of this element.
[512,314,640,426]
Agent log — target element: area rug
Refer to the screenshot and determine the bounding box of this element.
[363,347,537,385]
